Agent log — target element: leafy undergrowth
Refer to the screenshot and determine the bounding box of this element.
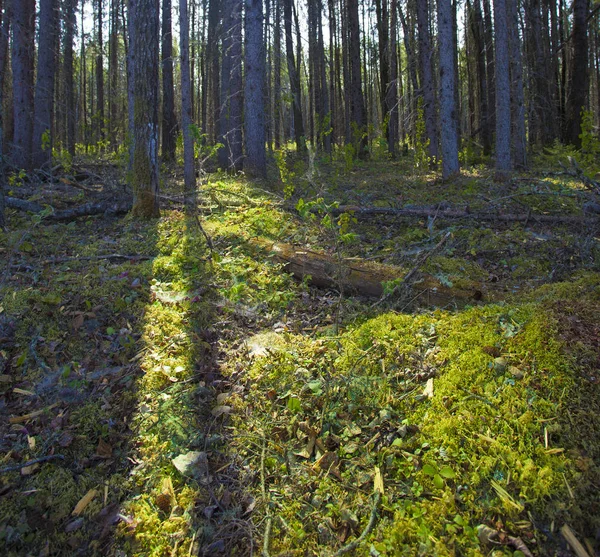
[0,155,599,556]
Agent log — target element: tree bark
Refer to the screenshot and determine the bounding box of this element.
[161,0,177,161]
[179,0,195,212]
[129,0,160,218]
[10,0,35,170]
[386,0,398,155]
[0,0,8,228]
[251,238,483,305]
[493,0,512,179]
[437,0,460,178]
[469,0,491,155]
[219,0,244,170]
[564,0,590,147]
[244,0,267,177]
[506,0,526,168]
[347,0,368,158]
[95,0,105,145]
[33,0,59,169]
[283,0,306,153]
[416,0,439,160]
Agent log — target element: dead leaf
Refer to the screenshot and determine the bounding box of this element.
[216,392,231,404]
[58,432,74,448]
[423,378,434,399]
[374,466,384,494]
[72,314,84,330]
[21,463,40,476]
[72,489,98,516]
[95,439,113,459]
[211,405,232,418]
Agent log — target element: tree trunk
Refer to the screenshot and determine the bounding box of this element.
[161,0,177,161]
[0,0,8,229]
[219,0,244,170]
[506,0,526,168]
[33,0,59,169]
[493,0,512,179]
[206,0,220,144]
[470,0,491,155]
[244,0,267,177]
[564,0,590,147]
[10,0,35,170]
[437,0,460,178]
[386,0,398,155]
[96,0,105,145]
[482,0,495,140]
[179,0,195,212]
[109,0,119,151]
[62,0,77,156]
[416,0,439,160]
[273,0,282,149]
[283,0,306,153]
[130,0,160,218]
[347,0,368,158]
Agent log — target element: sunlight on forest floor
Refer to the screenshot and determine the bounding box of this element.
[0,155,599,556]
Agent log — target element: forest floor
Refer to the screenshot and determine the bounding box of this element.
[0,152,599,557]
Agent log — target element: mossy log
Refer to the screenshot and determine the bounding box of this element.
[326,205,597,224]
[252,239,485,305]
[6,196,132,221]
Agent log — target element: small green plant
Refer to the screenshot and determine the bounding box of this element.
[414,97,432,171]
[579,110,600,174]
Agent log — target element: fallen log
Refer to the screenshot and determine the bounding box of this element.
[251,239,487,306]
[325,205,597,224]
[6,196,132,221]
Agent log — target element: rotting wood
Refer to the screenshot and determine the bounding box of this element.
[6,196,132,220]
[250,238,485,305]
[324,205,597,224]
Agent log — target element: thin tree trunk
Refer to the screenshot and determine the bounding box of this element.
[0,0,9,228]
[109,0,119,151]
[219,0,244,170]
[482,0,495,140]
[564,0,590,147]
[494,0,512,178]
[470,0,491,154]
[161,0,177,161]
[244,0,267,177]
[416,0,438,160]
[11,0,35,170]
[179,0,195,212]
[274,0,282,148]
[130,0,160,217]
[507,0,526,167]
[437,0,460,178]
[347,0,368,158]
[33,0,59,169]
[386,0,398,155]
[96,0,105,146]
[283,0,306,153]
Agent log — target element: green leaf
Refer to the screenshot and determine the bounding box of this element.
[422,464,437,476]
[287,396,301,413]
[433,474,444,489]
[439,466,456,479]
[106,327,116,335]
[453,514,466,526]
